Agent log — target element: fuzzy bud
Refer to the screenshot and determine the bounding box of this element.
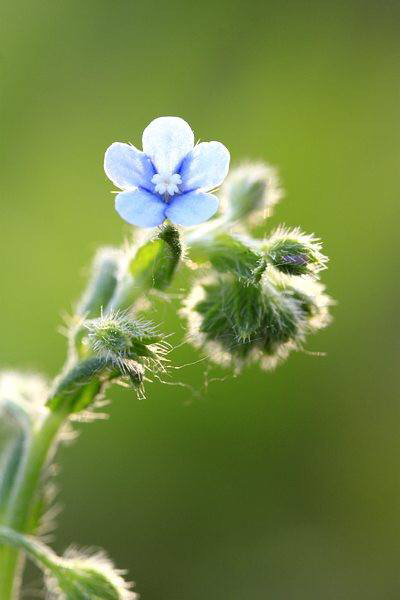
[85,313,161,362]
[264,227,328,276]
[0,526,137,599]
[220,163,282,225]
[182,274,306,371]
[84,312,169,396]
[77,247,122,318]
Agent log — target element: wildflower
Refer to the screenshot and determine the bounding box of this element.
[104,116,230,227]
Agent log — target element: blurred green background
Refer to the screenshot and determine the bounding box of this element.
[1,0,399,598]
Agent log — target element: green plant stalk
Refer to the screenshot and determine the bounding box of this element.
[0,407,68,599]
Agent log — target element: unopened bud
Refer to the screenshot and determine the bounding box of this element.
[85,313,161,362]
[220,163,282,225]
[0,526,137,599]
[264,227,327,276]
[182,274,305,371]
[84,312,169,396]
[77,247,122,318]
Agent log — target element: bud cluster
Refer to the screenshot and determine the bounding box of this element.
[182,163,332,371]
[220,162,282,225]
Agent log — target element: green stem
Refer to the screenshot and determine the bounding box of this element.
[0,408,67,599]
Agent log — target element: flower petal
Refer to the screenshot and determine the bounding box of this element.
[142,117,194,174]
[180,141,230,192]
[165,190,219,226]
[115,189,166,227]
[104,142,155,191]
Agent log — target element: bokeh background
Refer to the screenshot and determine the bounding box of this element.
[1,0,399,598]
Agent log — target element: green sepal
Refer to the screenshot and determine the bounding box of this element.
[207,234,262,280]
[129,223,181,291]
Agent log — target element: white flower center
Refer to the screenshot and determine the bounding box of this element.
[151,171,182,196]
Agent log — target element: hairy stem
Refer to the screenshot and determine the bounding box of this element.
[0,408,67,599]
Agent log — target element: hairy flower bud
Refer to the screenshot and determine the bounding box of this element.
[45,548,137,600]
[85,313,161,361]
[84,312,169,397]
[77,247,122,318]
[264,227,328,276]
[220,163,282,225]
[182,274,306,370]
[0,526,137,599]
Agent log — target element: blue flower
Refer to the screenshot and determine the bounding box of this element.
[104,117,230,228]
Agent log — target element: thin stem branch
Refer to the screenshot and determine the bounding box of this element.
[0,408,67,599]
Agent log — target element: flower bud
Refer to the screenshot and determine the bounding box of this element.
[84,312,169,397]
[45,548,137,600]
[85,313,162,361]
[77,247,122,318]
[0,526,137,599]
[182,274,305,371]
[220,163,282,225]
[264,226,327,276]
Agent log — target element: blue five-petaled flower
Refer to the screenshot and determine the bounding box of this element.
[104,116,230,228]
